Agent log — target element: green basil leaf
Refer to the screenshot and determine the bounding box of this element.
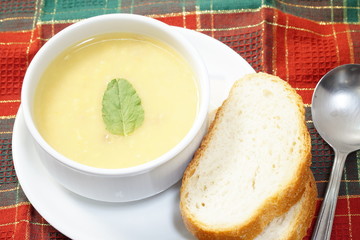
[102,78,144,136]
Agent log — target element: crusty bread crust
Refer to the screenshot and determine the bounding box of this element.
[284,170,317,240]
[254,169,317,240]
[180,73,312,240]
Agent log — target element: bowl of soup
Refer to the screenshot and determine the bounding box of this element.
[21,14,209,202]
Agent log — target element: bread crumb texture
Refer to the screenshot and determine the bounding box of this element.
[180,73,313,240]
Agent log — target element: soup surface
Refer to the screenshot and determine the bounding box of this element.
[34,33,199,169]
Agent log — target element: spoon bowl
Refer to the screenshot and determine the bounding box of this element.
[311,64,360,240]
[312,64,360,152]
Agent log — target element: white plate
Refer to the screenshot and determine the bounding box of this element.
[12,27,254,240]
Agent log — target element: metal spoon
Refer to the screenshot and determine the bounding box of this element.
[311,64,360,240]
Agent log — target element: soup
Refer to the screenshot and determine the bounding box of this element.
[34,33,199,169]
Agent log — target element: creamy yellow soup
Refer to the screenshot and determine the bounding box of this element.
[34,33,199,169]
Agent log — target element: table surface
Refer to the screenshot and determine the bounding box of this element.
[1,0,360,239]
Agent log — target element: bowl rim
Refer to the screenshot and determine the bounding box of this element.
[21,13,209,176]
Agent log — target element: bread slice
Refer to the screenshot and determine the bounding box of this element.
[180,73,312,239]
[254,169,317,240]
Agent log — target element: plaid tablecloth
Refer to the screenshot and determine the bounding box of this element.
[1,0,360,239]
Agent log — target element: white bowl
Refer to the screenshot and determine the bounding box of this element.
[21,14,209,202]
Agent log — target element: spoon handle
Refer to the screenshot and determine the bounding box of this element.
[311,150,348,240]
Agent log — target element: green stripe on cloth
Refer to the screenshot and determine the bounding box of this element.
[40,0,199,22]
[40,0,120,22]
[25,0,360,24]
[266,0,360,23]
[346,0,359,22]
[197,0,262,11]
